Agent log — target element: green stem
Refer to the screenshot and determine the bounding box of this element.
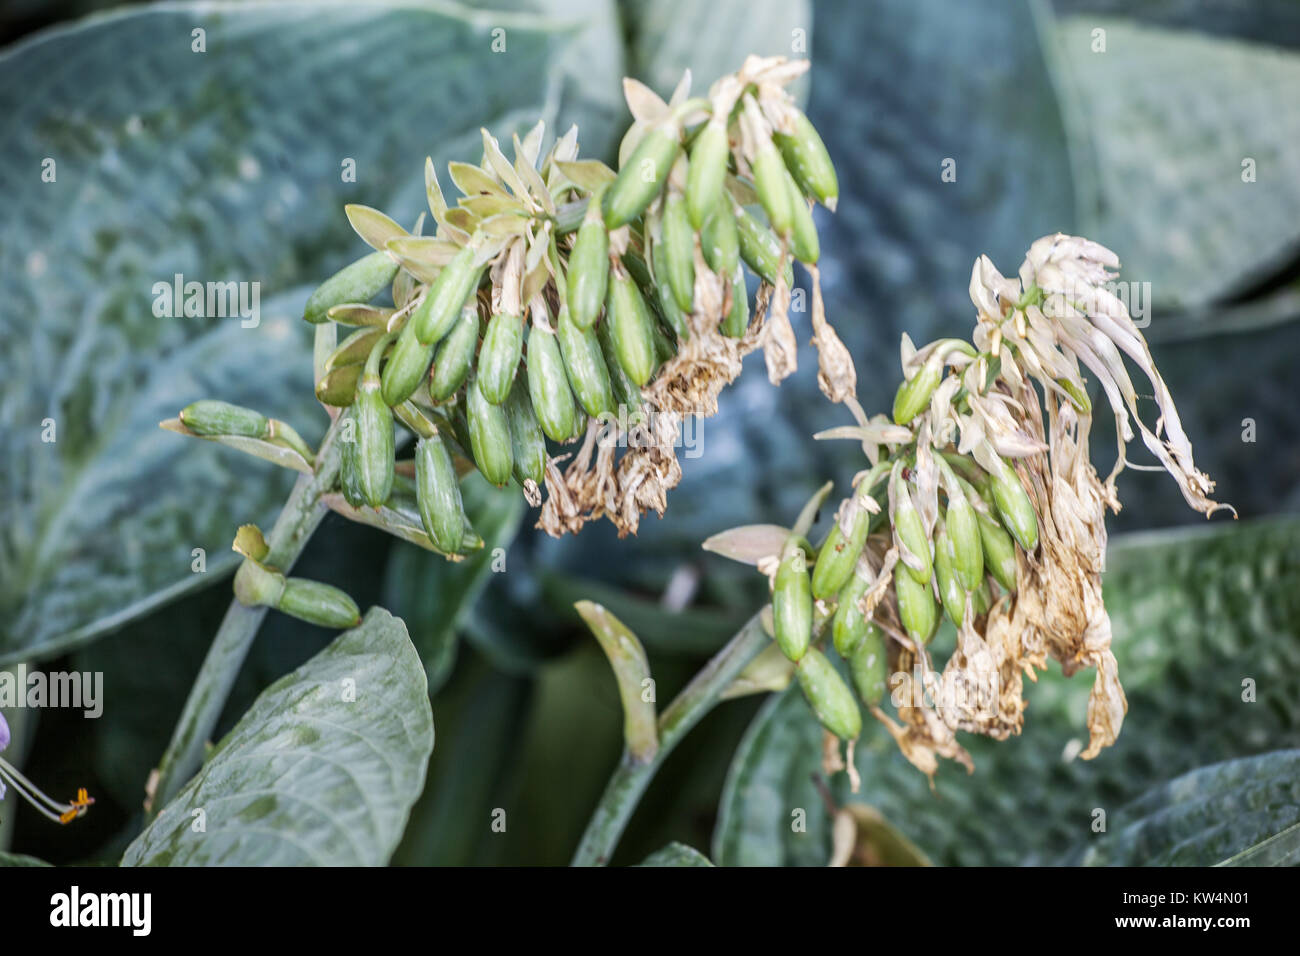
[571,612,771,866]
[147,421,344,817]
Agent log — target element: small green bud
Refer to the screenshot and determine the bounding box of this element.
[786,170,819,264]
[179,400,268,438]
[751,140,794,238]
[428,306,480,402]
[773,110,839,209]
[557,305,617,418]
[849,627,887,707]
[605,267,658,387]
[303,251,398,324]
[355,373,395,508]
[892,356,943,425]
[504,376,548,487]
[700,199,740,276]
[773,538,813,663]
[412,245,481,345]
[567,194,610,330]
[977,510,1018,592]
[415,434,466,554]
[933,525,966,628]
[466,375,514,487]
[988,455,1039,552]
[278,578,362,629]
[603,123,682,229]
[526,324,579,442]
[650,229,692,341]
[722,265,749,338]
[796,648,862,740]
[686,116,729,230]
[380,322,434,407]
[832,565,874,658]
[894,566,937,645]
[478,312,524,405]
[661,191,696,313]
[735,204,794,286]
[811,491,871,600]
[945,492,984,591]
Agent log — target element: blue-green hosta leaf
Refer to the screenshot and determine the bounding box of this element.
[618,0,812,99]
[382,473,525,696]
[715,516,1300,866]
[0,851,51,867]
[1051,16,1300,308]
[637,842,715,866]
[121,608,433,866]
[0,1,589,665]
[1061,750,1300,866]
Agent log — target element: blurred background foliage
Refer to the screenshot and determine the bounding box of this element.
[2,0,1298,865]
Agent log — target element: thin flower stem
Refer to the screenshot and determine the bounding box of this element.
[147,420,344,818]
[570,611,772,866]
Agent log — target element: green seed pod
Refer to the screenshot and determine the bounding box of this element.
[892,356,943,425]
[338,409,367,509]
[812,493,872,600]
[179,400,268,438]
[566,196,610,331]
[316,363,362,407]
[380,322,435,407]
[557,306,616,418]
[773,110,839,209]
[478,312,524,405]
[606,268,658,387]
[796,648,862,741]
[278,578,362,629]
[945,493,984,592]
[894,568,937,645]
[325,327,384,371]
[467,375,514,487]
[303,251,399,324]
[650,230,692,341]
[526,324,579,442]
[355,372,395,508]
[934,526,966,628]
[505,376,547,487]
[973,578,992,616]
[735,204,794,286]
[597,312,646,421]
[786,170,820,264]
[832,565,874,658]
[977,511,1018,592]
[722,266,749,338]
[701,200,740,276]
[428,306,480,402]
[751,140,794,238]
[603,123,682,229]
[988,456,1040,552]
[893,480,933,584]
[661,191,696,313]
[773,538,812,663]
[686,116,729,229]
[412,245,481,345]
[849,627,887,707]
[415,434,466,554]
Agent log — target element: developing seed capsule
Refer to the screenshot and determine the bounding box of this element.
[944,492,984,592]
[466,376,514,487]
[701,199,740,276]
[722,265,749,337]
[661,191,696,313]
[303,251,399,324]
[355,371,395,508]
[772,538,812,663]
[751,135,794,238]
[504,377,547,487]
[338,409,367,510]
[894,568,937,645]
[973,578,992,615]
[325,328,384,371]
[179,400,268,438]
[650,231,692,341]
[786,172,819,265]
[987,455,1039,552]
[557,306,616,418]
[597,312,646,421]
[415,434,465,554]
[686,116,729,230]
[316,363,362,407]
[812,493,872,600]
[977,511,1018,592]
[412,245,482,345]
[478,312,524,405]
[933,526,966,627]
[566,192,610,331]
[278,578,362,629]
[428,306,480,402]
[603,121,682,229]
[893,478,933,584]
[832,565,874,658]
[796,648,862,741]
[773,110,839,209]
[849,627,887,707]
[892,355,943,426]
[526,325,579,442]
[735,204,794,286]
[606,268,658,387]
[381,321,435,407]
